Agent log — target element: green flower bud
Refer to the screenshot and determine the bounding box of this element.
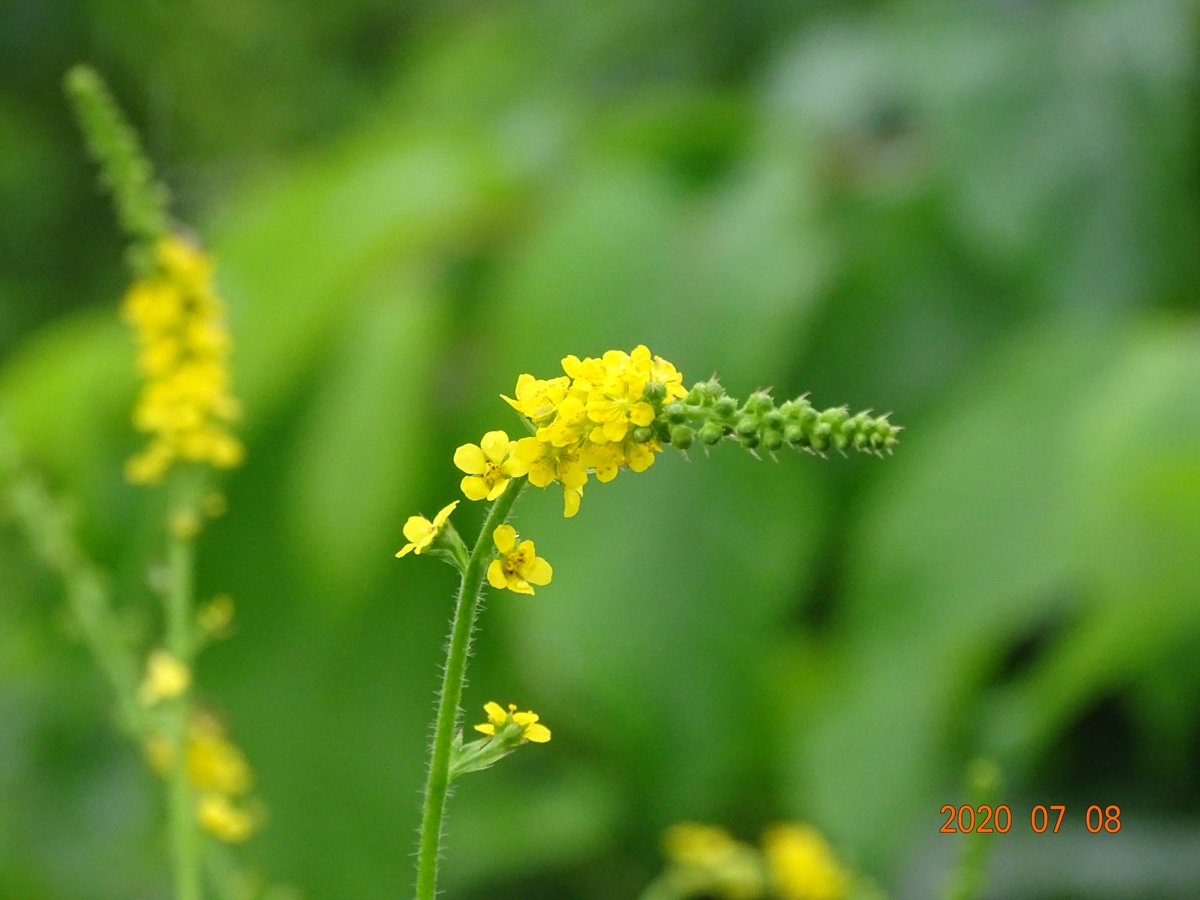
[631,426,654,443]
[644,380,667,404]
[738,431,760,449]
[763,429,784,451]
[669,425,694,450]
[735,416,759,438]
[714,395,738,418]
[699,422,725,445]
[665,401,687,424]
[744,391,774,415]
[783,423,806,445]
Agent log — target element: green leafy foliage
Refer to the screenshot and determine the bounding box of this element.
[2,1,1199,897]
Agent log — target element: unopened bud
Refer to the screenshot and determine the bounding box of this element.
[670,425,694,450]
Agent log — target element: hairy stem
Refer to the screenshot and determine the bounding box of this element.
[165,487,201,900]
[415,479,526,899]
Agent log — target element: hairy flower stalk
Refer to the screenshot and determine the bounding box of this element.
[64,64,256,900]
[401,346,899,899]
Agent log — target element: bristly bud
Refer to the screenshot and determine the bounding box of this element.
[631,426,654,444]
[699,422,725,445]
[644,380,667,404]
[670,425,694,450]
[714,395,738,418]
[64,65,169,261]
[651,378,900,461]
[743,391,774,415]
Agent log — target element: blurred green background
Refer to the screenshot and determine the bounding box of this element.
[3,1,1200,897]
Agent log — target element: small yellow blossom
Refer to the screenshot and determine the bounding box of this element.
[198,593,235,636]
[143,712,260,842]
[197,792,255,843]
[396,500,459,557]
[186,713,253,796]
[501,374,569,424]
[486,524,552,595]
[122,235,244,484]
[763,823,848,900]
[138,649,190,705]
[453,431,528,501]
[473,701,551,743]
[511,437,587,491]
[663,823,764,900]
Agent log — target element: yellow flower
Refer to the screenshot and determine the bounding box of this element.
[453,430,527,501]
[512,437,587,490]
[137,649,190,705]
[762,823,848,900]
[486,524,552,595]
[473,701,551,743]
[122,235,244,484]
[663,823,764,900]
[143,712,260,842]
[196,793,255,843]
[502,374,570,425]
[396,500,459,557]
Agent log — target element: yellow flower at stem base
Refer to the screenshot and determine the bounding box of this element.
[473,701,551,743]
[486,524,552,595]
[763,823,848,900]
[396,500,459,557]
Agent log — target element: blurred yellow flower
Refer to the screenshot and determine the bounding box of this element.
[396,500,459,557]
[137,649,190,706]
[663,822,764,900]
[196,792,255,843]
[144,712,259,843]
[122,235,243,484]
[762,823,847,900]
[473,701,551,743]
[486,524,552,595]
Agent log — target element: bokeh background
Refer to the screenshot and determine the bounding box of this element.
[3,1,1200,897]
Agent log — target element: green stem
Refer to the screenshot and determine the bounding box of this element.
[415,478,526,899]
[165,488,201,900]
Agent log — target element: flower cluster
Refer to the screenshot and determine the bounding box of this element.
[145,712,259,843]
[652,821,853,900]
[497,345,687,517]
[122,235,243,484]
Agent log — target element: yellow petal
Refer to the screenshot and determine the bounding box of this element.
[492,524,517,554]
[473,723,496,736]
[563,487,582,518]
[486,559,507,590]
[432,500,459,527]
[453,443,486,475]
[402,515,433,543]
[395,544,415,558]
[461,475,490,501]
[507,578,535,596]
[485,476,510,500]
[524,557,552,586]
[524,722,551,743]
[482,701,507,724]
[479,430,511,462]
